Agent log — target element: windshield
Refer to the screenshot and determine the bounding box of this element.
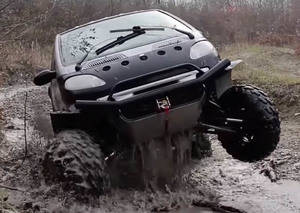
[59,11,192,66]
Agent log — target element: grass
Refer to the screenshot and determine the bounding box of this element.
[0,107,3,144]
[233,64,300,86]
[0,41,52,86]
[221,43,300,86]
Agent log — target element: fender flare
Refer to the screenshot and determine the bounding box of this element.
[225,60,243,71]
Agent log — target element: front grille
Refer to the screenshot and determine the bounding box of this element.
[120,83,204,119]
[83,54,126,69]
[113,65,198,93]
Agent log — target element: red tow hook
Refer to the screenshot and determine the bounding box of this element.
[156,96,171,133]
[164,105,170,132]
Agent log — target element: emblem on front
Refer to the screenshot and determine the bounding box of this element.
[156,96,171,111]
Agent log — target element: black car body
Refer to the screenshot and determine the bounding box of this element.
[41,10,234,140]
[35,9,280,193]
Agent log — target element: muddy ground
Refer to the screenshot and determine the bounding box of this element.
[0,81,299,213]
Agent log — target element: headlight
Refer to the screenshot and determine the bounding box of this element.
[190,41,218,59]
[65,75,106,91]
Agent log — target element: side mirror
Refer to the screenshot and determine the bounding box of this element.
[33,69,56,86]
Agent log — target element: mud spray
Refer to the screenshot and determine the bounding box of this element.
[108,132,192,191]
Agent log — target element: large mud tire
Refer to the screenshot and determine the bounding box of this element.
[218,85,280,162]
[42,130,110,195]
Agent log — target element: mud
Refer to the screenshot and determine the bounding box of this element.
[189,133,300,213]
[108,133,193,190]
[0,84,299,212]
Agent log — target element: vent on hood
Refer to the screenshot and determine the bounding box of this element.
[83,54,127,69]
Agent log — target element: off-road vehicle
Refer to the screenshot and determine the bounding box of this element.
[34,10,280,194]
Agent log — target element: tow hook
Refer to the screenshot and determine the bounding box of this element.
[156,96,171,132]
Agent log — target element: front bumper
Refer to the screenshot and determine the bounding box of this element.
[55,60,231,141]
[75,59,231,111]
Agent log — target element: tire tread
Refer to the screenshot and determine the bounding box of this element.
[42,130,110,195]
[218,85,280,162]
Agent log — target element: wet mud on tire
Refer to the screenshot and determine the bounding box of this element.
[42,129,110,196]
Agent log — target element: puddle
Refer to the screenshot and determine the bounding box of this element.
[218,173,300,213]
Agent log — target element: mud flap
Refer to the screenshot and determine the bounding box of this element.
[215,70,233,99]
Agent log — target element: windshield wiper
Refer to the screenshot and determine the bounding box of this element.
[172,27,195,39]
[75,26,148,71]
[111,25,195,40]
[110,26,165,33]
[95,26,148,56]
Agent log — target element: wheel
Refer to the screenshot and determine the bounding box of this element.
[217,85,280,162]
[42,129,110,195]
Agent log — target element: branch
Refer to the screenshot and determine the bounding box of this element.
[22,91,28,164]
[0,0,57,41]
[0,0,16,13]
[193,200,247,213]
[0,184,25,192]
[0,23,24,40]
[259,159,278,182]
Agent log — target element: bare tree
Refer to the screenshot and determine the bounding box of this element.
[0,0,299,45]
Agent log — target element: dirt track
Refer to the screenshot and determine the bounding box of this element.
[0,85,299,213]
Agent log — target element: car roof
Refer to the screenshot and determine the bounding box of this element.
[59,9,194,36]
